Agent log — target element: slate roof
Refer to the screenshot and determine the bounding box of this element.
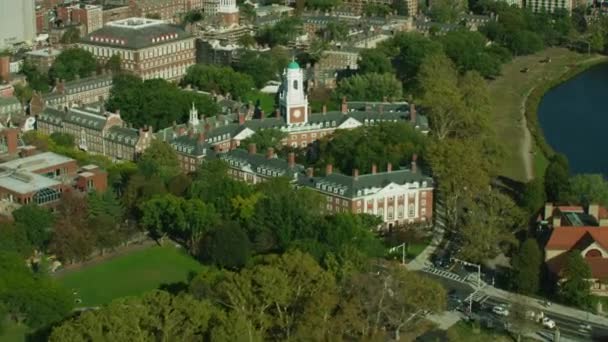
[64,107,107,131]
[106,126,140,146]
[299,168,433,198]
[220,149,304,179]
[82,21,192,49]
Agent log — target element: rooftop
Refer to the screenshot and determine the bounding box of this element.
[0,152,75,173]
[82,18,191,49]
[0,168,61,195]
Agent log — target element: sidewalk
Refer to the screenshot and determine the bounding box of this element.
[408,216,445,271]
[484,286,608,327]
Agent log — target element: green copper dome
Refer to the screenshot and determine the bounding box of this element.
[287,60,300,69]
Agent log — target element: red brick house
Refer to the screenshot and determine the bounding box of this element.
[543,203,608,296]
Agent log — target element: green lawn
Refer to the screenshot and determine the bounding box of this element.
[487,47,594,182]
[57,245,205,307]
[407,239,431,259]
[0,321,30,342]
[446,321,535,342]
[243,90,276,114]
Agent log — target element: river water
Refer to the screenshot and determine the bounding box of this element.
[537,63,608,175]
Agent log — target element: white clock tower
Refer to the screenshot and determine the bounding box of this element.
[279,60,308,125]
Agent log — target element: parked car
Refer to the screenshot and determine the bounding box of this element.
[492,305,510,317]
[541,317,556,329]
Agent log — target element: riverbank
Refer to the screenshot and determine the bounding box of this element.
[524,55,608,173]
[487,48,607,183]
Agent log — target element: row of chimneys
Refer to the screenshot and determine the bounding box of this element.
[247,143,297,168]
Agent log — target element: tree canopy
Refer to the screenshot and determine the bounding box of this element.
[335,73,403,102]
[106,74,219,129]
[49,48,97,82]
[183,64,255,99]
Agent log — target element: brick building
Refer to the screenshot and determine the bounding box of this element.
[542,203,608,296]
[80,18,196,81]
[30,74,113,115]
[25,47,62,73]
[56,4,103,35]
[128,0,186,22]
[221,146,434,228]
[36,104,154,161]
[102,5,132,24]
[156,61,429,172]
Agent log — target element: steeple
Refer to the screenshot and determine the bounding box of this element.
[189,103,199,127]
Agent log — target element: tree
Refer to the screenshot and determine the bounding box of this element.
[318,21,348,41]
[511,239,542,295]
[459,190,525,263]
[0,252,73,329]
[183,9,203,24]
[388,33,444,87]
[559,250,592,309]
[87,191,127,253]
[140,194,186,243]
[60,27,80,44]
[237,33,256,48]
[49,48,97,82]
[50,290,221,341]
[544,153,570,203]
[426,138,492,230]
[363,3,392,17]
[12,205,54,251]
[521,177,546,215]
[19,60,50,93]
[208,250,339,340]
[305,0,339,10]
[358,49,394,75]
[182,199,219,253]
[567,174,608,207]
[507,30,544,56]
[314,122,426,174]
[241,128,287,153]
[417,53,464,140]
[255,17,302,47]
[106,74,219,129]
[49,192,94,263]
[341,263,446,339]
[183,64,255,98]
[201,221,251,269]
[49,132,75,148]
[427,0,466,23]
[234,50,277,88]
[439,30,502,78]
[335,73,402,102]
[137,139,181,181]
[0,223,32,257]
[105,54,122,73]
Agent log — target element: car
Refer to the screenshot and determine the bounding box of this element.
[541,317,556,329]
[492,305,509,317]
[579,323,592,331]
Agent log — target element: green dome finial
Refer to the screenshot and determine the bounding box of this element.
[288,58,300,69]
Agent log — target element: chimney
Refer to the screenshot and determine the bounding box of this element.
[340,97,348,114]
[326,163,333,175]
[179,127,186,136]
[266,147,274,159]
[322,104,327,114]
[589,204,600,221]
[259,110,265,119]
[411,154,418,173]
[248,143,256,155]
[353,168,359,180]
[275,108,281,118]
[238,112,245,125]
[288,152,295,168]
[197,132,205,143]
[387,163,392,172]
[306,167,314,177]
[544,203,553,221]
[372,164,377,174]
[410,103,417,123]
[188,129,194,138]
[204,123,211,132]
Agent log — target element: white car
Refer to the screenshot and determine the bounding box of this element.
[542,317,556,329]
[492,305,510,316]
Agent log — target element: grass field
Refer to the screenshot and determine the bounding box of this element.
[0,321,29,342]
[57,245,205,307]
[487,47,596,182]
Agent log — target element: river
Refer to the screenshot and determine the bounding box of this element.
[538,63,608,175]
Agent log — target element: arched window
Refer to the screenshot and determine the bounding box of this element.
[586,249,602,258]
[293,80,298,90]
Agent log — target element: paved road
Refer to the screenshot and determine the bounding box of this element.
[475,295,608,341]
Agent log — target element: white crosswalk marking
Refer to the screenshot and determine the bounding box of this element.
[421,266,468,283]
